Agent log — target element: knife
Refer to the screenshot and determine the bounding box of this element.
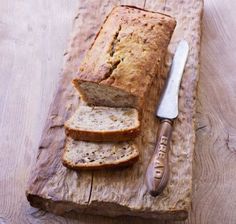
[145,40,189,196]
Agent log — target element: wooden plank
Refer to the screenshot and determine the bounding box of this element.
[26,0,203,221]
[184,0,236,223]
[0,1,80,223]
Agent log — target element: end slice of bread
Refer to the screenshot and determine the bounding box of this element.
[65,105,140,142]
[62,137,139,170]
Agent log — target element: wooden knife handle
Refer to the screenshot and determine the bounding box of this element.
[145,119,173,196]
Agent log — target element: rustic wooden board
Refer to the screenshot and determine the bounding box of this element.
[26,0,203,221]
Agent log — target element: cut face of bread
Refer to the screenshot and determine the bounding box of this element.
[62,138,139,170]
[73,81,138,108]
[65,105,140,142]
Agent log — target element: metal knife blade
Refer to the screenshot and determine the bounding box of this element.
[157,40,189,119]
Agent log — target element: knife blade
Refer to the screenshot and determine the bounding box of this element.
[145,40,189,196]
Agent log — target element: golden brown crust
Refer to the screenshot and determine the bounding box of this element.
[64,124,141,142]
[73,5,176,109]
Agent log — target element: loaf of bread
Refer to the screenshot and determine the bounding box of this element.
[73,5,176,110]
[63,6,176,170]
[62,137,139,170]
[65,105,140,142]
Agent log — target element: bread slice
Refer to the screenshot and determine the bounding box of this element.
[62,137,139,170]
[65,105,140,142]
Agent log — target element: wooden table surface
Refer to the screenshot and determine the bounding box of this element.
[0,0,235,223]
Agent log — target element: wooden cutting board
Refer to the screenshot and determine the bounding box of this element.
[26,0,203,221]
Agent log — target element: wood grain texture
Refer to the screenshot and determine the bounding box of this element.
[185,0,236,223]
[0,1,80,223]
[1,0,236,224]
[25,0,202,221]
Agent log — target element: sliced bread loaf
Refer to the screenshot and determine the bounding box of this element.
[62,137,139,170]
[73,6,176,109]
[65,105,140,142]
